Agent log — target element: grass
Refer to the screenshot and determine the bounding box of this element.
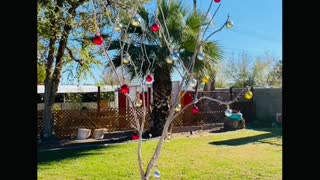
[38,128,282,180]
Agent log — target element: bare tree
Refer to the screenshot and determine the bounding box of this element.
[90,1,250,179]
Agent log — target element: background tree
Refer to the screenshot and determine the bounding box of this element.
[222,52,281,88]
[37,62,46,85]
[37,0,116,139]
[267,60,282,87]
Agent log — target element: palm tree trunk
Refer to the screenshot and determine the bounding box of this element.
[149,64,172,137]
[203,79,216,91]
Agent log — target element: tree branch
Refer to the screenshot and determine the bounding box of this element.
[66,47,83,66]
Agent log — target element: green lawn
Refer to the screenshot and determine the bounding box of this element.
[38,128,282,180]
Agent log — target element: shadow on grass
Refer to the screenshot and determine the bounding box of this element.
[209,128,282,146]
[38,134,136,165]
[38,145,108,165]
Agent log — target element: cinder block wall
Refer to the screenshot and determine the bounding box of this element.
[253,88,282,126]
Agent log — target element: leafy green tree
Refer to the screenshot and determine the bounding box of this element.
[223,52,281,88]
[267,60,282,87]
[37,62,46,84]
[38,0,110,139]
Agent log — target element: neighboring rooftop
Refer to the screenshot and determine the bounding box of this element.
[37,85,117,94]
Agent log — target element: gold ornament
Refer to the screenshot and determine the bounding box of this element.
[201,75,210,84]
[123,54,131,64]
[226,20,233,29]
[135,99,143,107]
[131,16,141,27]
[244,91,253,100]
[174,104,182,112]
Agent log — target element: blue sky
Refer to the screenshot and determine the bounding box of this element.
[61,0,282,85]
[194,0,282,59]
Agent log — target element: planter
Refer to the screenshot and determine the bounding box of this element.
[224,119,239,130]
[92,128,106,140]
[77,128,91,140]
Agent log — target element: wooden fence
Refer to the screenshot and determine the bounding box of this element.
[37,108,151,139]
[37,89,255,140]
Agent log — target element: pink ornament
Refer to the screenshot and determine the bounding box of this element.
[121,84,130,94]
[93,35,103,45]
[146,75,153,82]
[151,23,160,32]
[214,0,221,3]
[192,106,200,115]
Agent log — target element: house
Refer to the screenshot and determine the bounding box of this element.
[37,81,195,110]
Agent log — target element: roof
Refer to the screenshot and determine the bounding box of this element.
[37,85,117,94]
[37,81,195,94]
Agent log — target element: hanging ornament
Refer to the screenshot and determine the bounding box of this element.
[214,0,221,3]
[151,23,160,32]
[131,16,142,27]
[93,35,103,45]
[197,53,205,61]
[166,56,173,64]
[189,78,197,88]
[114,23,123,32]
[135,98,143,107]
[132,134,139,140]
[146,75,153,83]
[123,53,131,64]
[174,104,182,112]
[154,170,161,179]
[244,90,253,100]
[224,108,232,117]
[172,52,180,61]
[121,33,132,44]
[201,75,210,84]
[192,106,200,115]
[121,84,130,94]
[105,34,113,42]
[199,82,205,89]
[197,46,205,60]
[226,20,233,29]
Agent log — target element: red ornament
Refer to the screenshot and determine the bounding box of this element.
[192,106,200,115]
[132,134,139,140]
[121,84,130,94]
[146,75,153,83]
[151,23,160,32]
[214,0,221,3]
[93,35,104,45]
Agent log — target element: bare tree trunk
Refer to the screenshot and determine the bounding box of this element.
[144,109,174,179]
[193,0,197,12]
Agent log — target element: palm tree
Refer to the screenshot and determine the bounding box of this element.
[108,0,222,137]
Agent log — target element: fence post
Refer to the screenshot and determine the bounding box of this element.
[250,86,254,101]
[250,87,255,123]
[229,87,233,100]
[97,86,101,112]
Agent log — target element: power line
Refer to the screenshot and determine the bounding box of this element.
[205,22,281,43]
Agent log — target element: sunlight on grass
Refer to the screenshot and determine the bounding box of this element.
[38,129,282,180]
